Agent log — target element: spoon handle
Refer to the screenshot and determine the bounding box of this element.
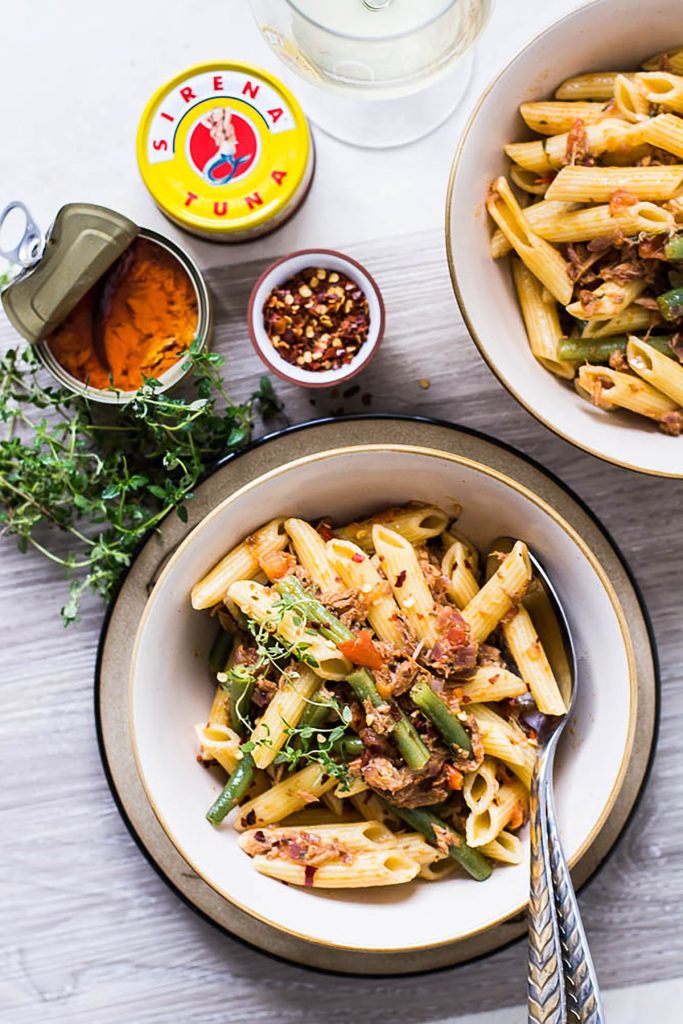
[545,777,605,1024]
[528,749,566,1024]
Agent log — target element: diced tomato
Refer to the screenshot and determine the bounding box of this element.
[447,621,468,646]
[351,552,365,563]
[445,765,464,791]
[259,549,297,580]
[609,188,639,216]
[436,605,469,647]
[338,629,383,670]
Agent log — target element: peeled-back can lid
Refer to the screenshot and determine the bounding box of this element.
[135,62,312,239]
[1,203,138,343]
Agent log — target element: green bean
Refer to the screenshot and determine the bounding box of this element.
[229,669,256,737]
[385,803,492,882]
[275,577,430,771]
[206,753,255,824]
[208,629,233,675]
[276,576,351,645]
[330,735,365,760]
[296,687,335,732]
[410,679,472,754]
[345,672,429,772]
[657,286,683,322]
[664,234,683,261]
[558,335,674,363]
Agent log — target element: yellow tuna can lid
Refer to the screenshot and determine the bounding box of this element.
[136,62,313,240]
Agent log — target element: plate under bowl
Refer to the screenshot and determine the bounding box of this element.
[97,416,656,973]
[125,423,644,961]
[446,0,683,478]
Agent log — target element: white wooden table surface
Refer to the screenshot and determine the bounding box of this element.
[2,2,682,1022]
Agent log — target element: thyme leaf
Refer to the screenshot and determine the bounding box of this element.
[0,342,282,624]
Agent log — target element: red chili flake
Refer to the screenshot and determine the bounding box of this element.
[395,570,407,588]
[243,810,257,827]
[316,520,334,541]
[254,830,265,843]
[304,865,317,887]
[262,266,370,374]
[351,552,364,563]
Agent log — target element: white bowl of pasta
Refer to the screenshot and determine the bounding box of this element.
[446,0,683,477]
[129,444,636,955]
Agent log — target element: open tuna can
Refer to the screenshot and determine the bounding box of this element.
[0,201,212,404]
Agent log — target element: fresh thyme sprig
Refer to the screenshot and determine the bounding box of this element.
[0,341,283,624]
[230,596,356,788]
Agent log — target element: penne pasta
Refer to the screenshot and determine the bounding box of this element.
[248,665,321,769]
[504,140,554,175]
[191,518,287,609]
[459,665,528,703]
[642,48,683,76]
[441,539,480,608]
[418,857,459,881]
[578,364,678,421]
[247,848,420,888]
[235,762,338,830]
[627,336,683,405]
[487,177,573,305]
[612,74,650,122]
[480,830,525,865]
[468,704,536,788]
[554,71,619,101]
[394,832,441,867]
[566,278,647,321]
[195,722,242,774]
[242,820,397,851]
[545,164,683,202]
[372,524,438,643]
[490,201,574,257]
[580,305,653,338]
[284,517,340,592]
[228,580,352,680]
[461,541,532,643]
[466,779,527,847]
[637,71,683,114]
[463,756,499,815]
[502,605,566,715]
[336,504,449,552]
[519,101,610,135]
[207,680,231,728]
[326,537,404,647]
[509,164,552,195]
[492,200,672,257]
[543,118,642,169]
[511,258,575,379]
[640,112,683,159]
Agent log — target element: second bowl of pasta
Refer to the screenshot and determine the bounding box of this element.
[446,0,683,477]
[129,443,636,956]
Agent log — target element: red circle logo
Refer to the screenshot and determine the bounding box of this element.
[187,108,259,185]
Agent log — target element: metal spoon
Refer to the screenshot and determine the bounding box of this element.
[486,539,604,1024]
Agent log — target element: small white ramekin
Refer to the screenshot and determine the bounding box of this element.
[247,248,385,388]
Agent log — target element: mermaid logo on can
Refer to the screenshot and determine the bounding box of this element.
[187,107,260,185]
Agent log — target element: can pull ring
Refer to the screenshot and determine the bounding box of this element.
[0,201,45,269]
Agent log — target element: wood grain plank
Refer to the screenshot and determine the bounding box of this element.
[2,228,682,1024]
